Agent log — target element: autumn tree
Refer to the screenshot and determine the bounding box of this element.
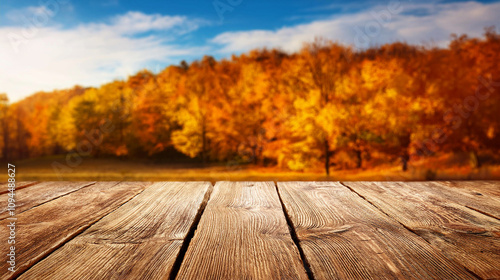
[132,66,185,155]
[334,61,381,169]
[205,57,241,161]
[286,40,351,175]
[359,44,434,171]
[172,56,219,163]
[227,51,271,164]
[439,30,500,168]
[4,31,499,174]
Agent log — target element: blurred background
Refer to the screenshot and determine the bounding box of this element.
[1,0,499,181]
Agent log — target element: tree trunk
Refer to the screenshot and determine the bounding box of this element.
[355,149,362,169]
[251,145,257,164]
[401,151,409,172]
[257,146,263,166]
[324,140,330,176]
[399,134,411,172]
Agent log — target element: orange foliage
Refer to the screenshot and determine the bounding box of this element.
[2,31,500,174]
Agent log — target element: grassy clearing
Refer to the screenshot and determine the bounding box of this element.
[2,156,500,182]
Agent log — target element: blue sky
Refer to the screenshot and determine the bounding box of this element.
[1,0,500,101]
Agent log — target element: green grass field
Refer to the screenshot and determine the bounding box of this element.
[3,155,500,182]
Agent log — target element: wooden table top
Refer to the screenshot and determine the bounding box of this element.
[2,181,499,279]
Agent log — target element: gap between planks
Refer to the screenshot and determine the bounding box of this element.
[274,183,315,280]
[278,182,477,279]
[10,181,498,280]
[19,182,212,280]
[167,181,314,280]
[343,181,500,279]
[174,181,311,279]
[340,183,484,280]
[0,181,39,195]
[168,182,214,280]
[16,183,150,279]
[2,181,150,280]
[0,181,97,220]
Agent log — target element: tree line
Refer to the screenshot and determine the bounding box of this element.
[1,29,499,175]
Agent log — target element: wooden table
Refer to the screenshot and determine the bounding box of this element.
[2,181,499,279]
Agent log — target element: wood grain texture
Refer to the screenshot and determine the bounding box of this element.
[0,181,95,220]
[345,181,500,279]
[278,181,476,280]
[0,181,149,280]
[425,181,500,219]
[444,181,500,198]
[176,181,309,280]
[19,182,212,280]
[0,181,38,195]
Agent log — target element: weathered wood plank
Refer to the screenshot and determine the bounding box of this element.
[278,181,476,280]
[424,181,500,219]
[0,182,38,195]
[0,181,95,220]
[444,181,500,198]
[19,182,212,280]
[345,181,500,279]
[0,181,149,280]
[176,181,309,280]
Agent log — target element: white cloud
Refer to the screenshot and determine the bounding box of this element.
[89,11,201,35]
[2,1,499,102]
[211,1,500,54]
[0,11,205,102]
